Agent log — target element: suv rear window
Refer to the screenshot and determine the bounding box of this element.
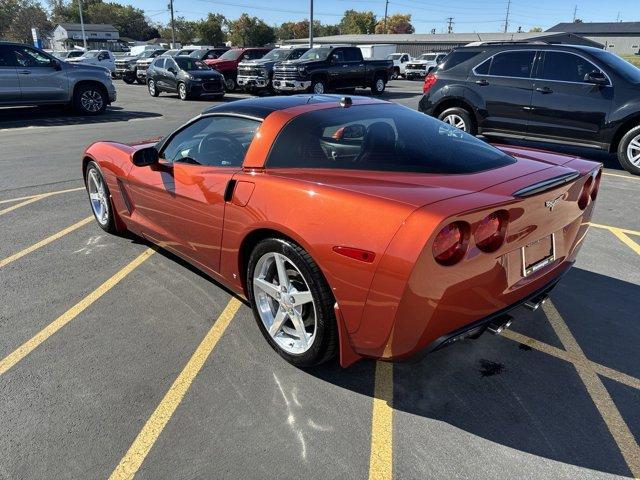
[266,104,515,174]
[438,50,483,71]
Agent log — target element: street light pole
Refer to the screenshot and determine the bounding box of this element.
[168,0,176,47]
[78,0,87,50]
[383,0,389,33]
[309,0,314,48]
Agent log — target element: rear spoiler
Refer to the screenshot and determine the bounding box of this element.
[512,171,580,198]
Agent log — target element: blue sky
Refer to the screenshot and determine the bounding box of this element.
[122,0,636,33]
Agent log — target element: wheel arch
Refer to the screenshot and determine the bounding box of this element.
[82,155,127,232]
[72,80,108,101]
[608,113,640,153]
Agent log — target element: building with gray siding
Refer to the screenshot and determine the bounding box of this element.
[547,22,640,56]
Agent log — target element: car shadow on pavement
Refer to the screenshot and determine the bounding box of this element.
[0,106,161,129]
[311,267,639,478]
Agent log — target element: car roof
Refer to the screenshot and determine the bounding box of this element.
[202,94,388,120]
[458,43,603,54]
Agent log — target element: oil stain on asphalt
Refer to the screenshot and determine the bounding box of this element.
[479,359,506,377]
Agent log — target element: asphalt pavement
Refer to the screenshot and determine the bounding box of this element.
[0,79,638,480]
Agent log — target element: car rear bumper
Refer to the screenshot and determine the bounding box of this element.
[238,75,269,89]
[273,79,311,91]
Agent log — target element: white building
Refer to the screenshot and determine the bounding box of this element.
[51,23,121,51]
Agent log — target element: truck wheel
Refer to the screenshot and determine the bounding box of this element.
[312,77,326,94]
[73,83,107,115]
[371,75,386,95]
[617,124,640,176]
[437,107,477,135]
[122,75,135,85]
[391,67,400,80]
[224,75,236,92]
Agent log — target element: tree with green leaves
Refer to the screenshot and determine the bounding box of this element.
[227,13,275,47]
[198,13,226,45]
[529,27,543,32]
[1,0,51,43]
[374,13,414,34]
[339,10,376,35]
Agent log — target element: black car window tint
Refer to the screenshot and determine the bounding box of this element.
[345,49,361,62]
[540,51,600,83]
[438,50,483,71]
[0,46,17,67]
[489,51,535,78]
[155,58,165,68]
[289,49,305,60]
[474,58,491,75]
[331,49,345,62]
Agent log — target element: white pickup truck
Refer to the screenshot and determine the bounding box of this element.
[67,50,116,73]
[405,52,447,79]
[387,53,412,79]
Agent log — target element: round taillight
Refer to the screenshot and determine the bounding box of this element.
[590,170,602,201]
[474,211,508,252]
[433,221,468,265]
[578,176,593,210]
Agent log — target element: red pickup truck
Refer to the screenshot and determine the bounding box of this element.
[204,47,272,91]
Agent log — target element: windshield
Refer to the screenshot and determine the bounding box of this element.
[81,51,100,58]
[418,54,437,61]
[267,104,515,174]
[299,48,331,61]
[388,54,402,60]
[175,57,210,71]
[219,49,242,60]
[262,49,293,61]
[589,49,640,83]
[140,50,162,59]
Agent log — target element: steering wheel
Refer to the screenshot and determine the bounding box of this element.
[197,133,246,166]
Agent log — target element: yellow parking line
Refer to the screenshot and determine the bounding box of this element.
[603,172,640,181]
[590,223,640,237]
[543,302,640,478]
[108,298,241,480]
[0,196,47,216]
[0,186,85,205]
[0,216,93,269]
[501,330,640,391]
[609,228,640,256]
[0,248,155,377]
[368,361,393,480]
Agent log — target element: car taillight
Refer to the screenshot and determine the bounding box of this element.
[578,176,593,210]
[423,73,437,94]
[474,211,509,252]
[590,169,602,201]
[433,221,468,265]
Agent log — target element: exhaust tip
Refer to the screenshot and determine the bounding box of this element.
[524,295,548,311]
[487,315,513,335]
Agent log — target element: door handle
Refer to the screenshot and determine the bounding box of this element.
[475,79,488,86]
[18,70,31,75]
[522,106,534,111]
[536,86,553,94]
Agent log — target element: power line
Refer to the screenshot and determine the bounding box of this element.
[446,16,454,34]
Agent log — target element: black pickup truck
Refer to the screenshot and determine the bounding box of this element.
[273,46,394,95]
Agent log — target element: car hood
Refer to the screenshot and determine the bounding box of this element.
[187,70,224,79]
[205,59,236,69]
[116,55,139,62]
[266,147,578,208]
[64,61,110,73]
[239,59,275,68]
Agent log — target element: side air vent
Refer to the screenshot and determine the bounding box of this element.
[512,171,580,198]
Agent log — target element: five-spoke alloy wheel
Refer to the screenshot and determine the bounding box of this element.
[85,161,117,233]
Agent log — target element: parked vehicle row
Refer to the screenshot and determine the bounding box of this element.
[419,43,640,175]
[114,49,166,84]
[147,56,225,100]
[405,52,447,79]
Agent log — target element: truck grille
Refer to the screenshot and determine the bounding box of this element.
[137,64,149,71]
[274,66,300,80]
[406,64,426,70]
[239,67,263,77]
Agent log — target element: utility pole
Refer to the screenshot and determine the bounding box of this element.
[503,0,511,33]
[383,0,389,33]
[78,0,87,50]
[168,0,176,47]
[309,0,314,48]
[446,17,454,34]
[572,5,578,22]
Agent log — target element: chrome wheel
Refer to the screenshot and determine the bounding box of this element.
[253,252,317,355]
[178,83,187,100]
[80,90,104,113]
[313,81,324,94]
[148,80,156,96]
[375,78,385,92]
[87,168,109,226]
[442,114,467,131]
[627,133,640,167]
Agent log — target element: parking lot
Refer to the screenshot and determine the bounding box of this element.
[1,79,639,479]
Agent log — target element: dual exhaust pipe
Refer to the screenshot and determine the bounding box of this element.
[486,294,549,335]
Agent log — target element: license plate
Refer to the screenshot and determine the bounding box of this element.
[521,233,555,276]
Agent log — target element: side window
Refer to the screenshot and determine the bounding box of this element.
[539,51,603,83]
[489,51,535,78]
[474,58,491,75]
[12,46,54,68]
[154,58,165,68]
[0,46,16,67]
[246,50,265,60]
[166,59,177,71]
[98,52,109,61]
[330,49,345,62]
[344,48,361,62]
[402,55,409,62]
[161,116,261,167]
[289,49,305,60]
[438,50,483,71]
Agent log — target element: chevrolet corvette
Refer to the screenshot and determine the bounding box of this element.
[82,95,601,367]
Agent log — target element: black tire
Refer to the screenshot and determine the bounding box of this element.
[84,161,117,234]
[371,75,386,95]
[73,83,107,115]
[135,77,146,85]
[311,76,327,94]
[147,79,159,97]
[437,106,477,135]
[617,124,640,176]
[178,82,189,101]
[122,75,135,85]
[224,75,236,92]
[247,238,338,368]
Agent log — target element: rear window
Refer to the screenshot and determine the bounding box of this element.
[266,104,515,174]
[438,50,484,71]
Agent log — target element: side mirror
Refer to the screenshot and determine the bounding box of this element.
[584,71,608,85]
[52,59,62,70]
[132,146,159,167]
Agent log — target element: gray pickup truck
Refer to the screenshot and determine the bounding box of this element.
[0,42,116,115]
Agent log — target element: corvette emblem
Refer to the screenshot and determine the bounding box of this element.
[544,195,563,211]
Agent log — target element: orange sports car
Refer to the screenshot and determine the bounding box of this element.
[82,95,601,367]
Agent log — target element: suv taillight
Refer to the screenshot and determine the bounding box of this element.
[423,73,437,94]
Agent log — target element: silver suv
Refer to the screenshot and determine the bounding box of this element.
[0,42,116,115]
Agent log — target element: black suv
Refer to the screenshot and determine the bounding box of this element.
[419,43,640,175]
